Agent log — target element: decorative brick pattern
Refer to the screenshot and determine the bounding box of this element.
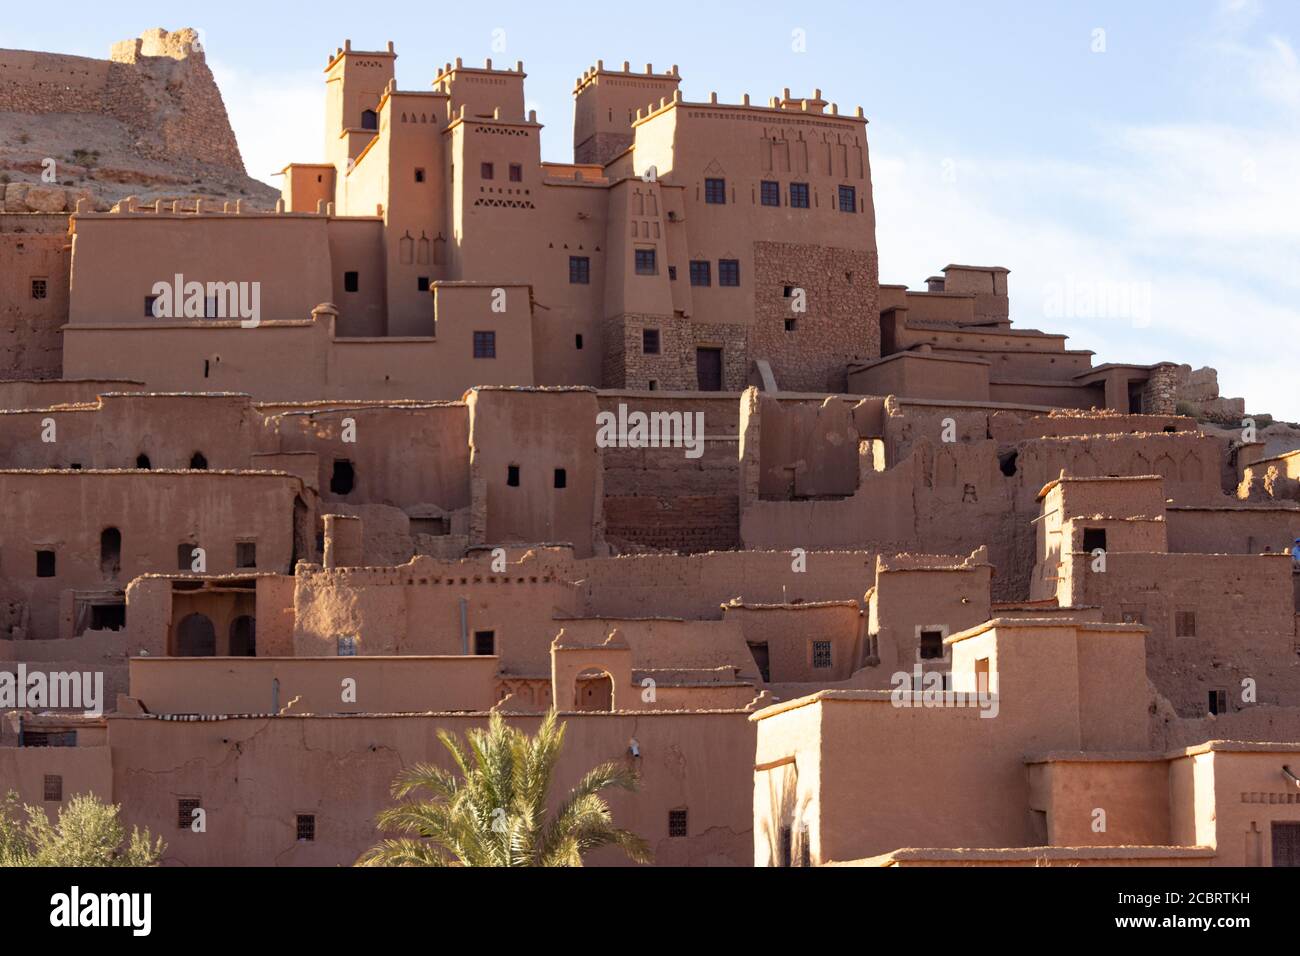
[603,494,740,552]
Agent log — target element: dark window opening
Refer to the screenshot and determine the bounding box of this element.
[100,527,121,578]
[360,109,378,131]
[473,330,496,358]
[812,640,832,668]
[230,615,256,656]
[43,774,62,801]
[704,178,726,204]
[642,329,660,355]
[634,248,657,275]
[297,814,316,841]
[748,641,771,682]
[1208,689,1227,715]
[999,450,1018,476]
[343,271,359,293]
[919,629,944,660]
[689,261,711,286]
[135,453,151,469]
[718,259,740,287]
[31,278,48,300]
[760,181,780,206]
[784,318,797,332]
[668,265,677,281]
[509,163,523,182]
[330,459,355,495]
[178,798,201,829]
[417,276,430,292]
[177,543,196,571]
[506,465,520,487]
[189,452,207,470]
[36,550,55,578]
[838,185,857,212]
[21,731,76,748]
[569,256,590,284]
[1176,610,1197,638]
[1082,528,1107,552]
[789,183,810,208]
[668,808,688,837]
[414,168,426,183]
[575,334,583,350]
[554,468,567,489]
[90,602,126,631]
[474,630,496,655]
[235,541,257,569]
[145,295,160,318]
[480,162,494,180]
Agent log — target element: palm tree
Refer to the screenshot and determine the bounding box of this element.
[357,711,651,866]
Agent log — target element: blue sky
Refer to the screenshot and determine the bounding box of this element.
[9,1,1298,419]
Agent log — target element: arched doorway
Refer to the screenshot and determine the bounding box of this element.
[229,615,256,656]
[175,613,216,656]
[574,669,614,712]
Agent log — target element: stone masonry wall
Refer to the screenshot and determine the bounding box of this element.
[750,240,879,392]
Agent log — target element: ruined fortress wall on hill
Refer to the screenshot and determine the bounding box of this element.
[0,28,245,172]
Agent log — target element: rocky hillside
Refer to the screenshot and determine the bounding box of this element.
[0,27,278,211]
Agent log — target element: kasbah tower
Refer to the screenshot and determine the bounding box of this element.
[1,26,1299,870]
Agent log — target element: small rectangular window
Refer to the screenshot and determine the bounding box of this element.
[417,276,430,292]
[481,162,495,180]
[554,468,567,489]
[344,271,359,293]
[569,256,590,285]
[1082,528,1107,552]
[689,261,711,286]
[473,330,496,358]
[296,814,316,841]
[704,178,726,204]
[337,635,357,656]
[507,465,520,486]
[718,259,740,287]
[43,774,62,801]
[36,550,55,578]
[642,329,660,355]
[31,278,48,300]
[575,334,584,350]
[789,183,810,208]
[838,184,857,213]
[919,629,944,660]
[784,318,797,332]
[634,248,657,275]
[474,630,496,655]
[178,543,195,571]
[1175,610,1197,638]
[21,730,76,748]
[1208,689,1227,715]
[760,181,780,206]
[235,541,257,569]
[414,168,426,183]
[667,265,677,281]
[145,295,160,317]
[509,163,523,182]
[178,798,201,830]
[668,808,688,837]
[812,640,832,668]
